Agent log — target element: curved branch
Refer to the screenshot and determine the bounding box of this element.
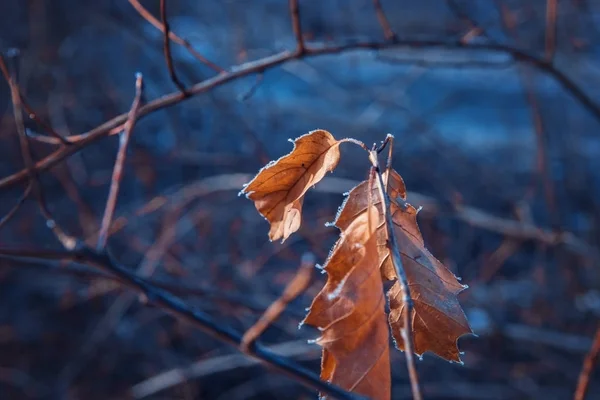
[1,38,599,191]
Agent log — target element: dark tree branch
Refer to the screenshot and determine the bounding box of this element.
[289,0,305,54]
[97,73,144,250]
[0,53,70,145]
[0,184,31,230]
[373,0,397,41]
[0,52,75,249]
[0,39,599,192]
[0,244,365,400]
[160,0,188,95]
[574,324,600,400]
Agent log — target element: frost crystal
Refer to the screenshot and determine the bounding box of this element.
[327,275,347,300]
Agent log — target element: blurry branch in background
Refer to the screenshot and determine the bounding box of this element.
[545,0,557,61]
[0,184,31,230]
[2,31,600,191]
[132,340,318,399]
[372,0,397,41]
[241,253,315,350]
[97,73,144,250]
[0,51,76,250]
[493,3,559,228]
[369,144,423,400]
[0,245,365,400]
[0,52,70,145]
[159,0,188,94]
[574,325,600,400]
[128,0,223,73]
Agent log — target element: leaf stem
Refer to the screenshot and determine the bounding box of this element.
[368,150,423,400]
[338,137,370,152]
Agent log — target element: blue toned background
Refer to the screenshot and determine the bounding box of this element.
[0,1,599,399]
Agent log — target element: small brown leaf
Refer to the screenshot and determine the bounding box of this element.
[241,129,341,242]
[334,169,472,362]
[304,206,390,400]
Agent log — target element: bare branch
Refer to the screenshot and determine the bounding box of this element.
[128,0,223,73]
[131,340,317,399]
[97,73,144,250]
[241,253,314,350]
[373,0,397,41]
[0,54,70,145]
[368,147,423,400]
[1,38,600,192]
[0,244,366,400]
[545,0,558,61]
[289,0,305,53]
[0,184,31,230]
[160,0,188,94]
[574,324,600,400]
[0,51,75,250]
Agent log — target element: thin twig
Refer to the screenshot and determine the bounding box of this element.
[128,0,223,73]
[1,52,75,250]
[238,73,264,101]
[446,0,488,43]
[545,0,558,61]
[368,145,423,400]
[97,73,144,250]
[373,0,397,41]
[0,256,301,316]
[1,38,600,192]
[574,324,600,400]
[241,253,314,350]
[0,54,70,145]
[160,0,187,94]
[289,0,305,54]
[0,183,32,230]
[131,340,318,399]
[90,172,597,260]
[495,4,560,229]
[0,244,365,400]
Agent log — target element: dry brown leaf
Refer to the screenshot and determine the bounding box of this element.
[303,206,390,400]
[334,169,472,362]
[241,129,341,242]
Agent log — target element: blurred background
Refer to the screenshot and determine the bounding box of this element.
[1,0,600,399]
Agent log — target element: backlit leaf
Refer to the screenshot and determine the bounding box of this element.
[241,129,341,242]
